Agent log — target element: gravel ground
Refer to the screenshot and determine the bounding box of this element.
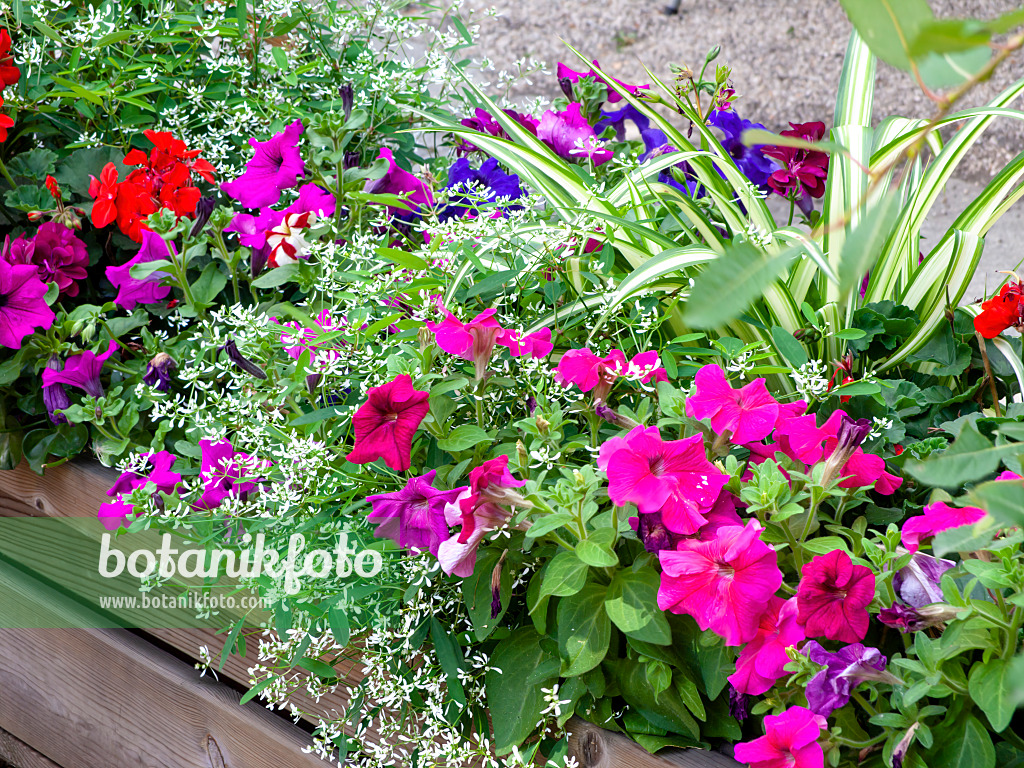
[427,0,1024,296]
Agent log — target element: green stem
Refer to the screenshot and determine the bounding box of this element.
[851,691,877,717]
[0,155,15,188]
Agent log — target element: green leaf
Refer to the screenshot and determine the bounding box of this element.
[908,323,971,376]
[191,263,228,307]
[296,656,337,681]
[251,263,300,288]
[740,128,846,155]
[436,425,492,453]
[907,421,1022,489]
[838,194,900,300]
[538,551,589,599]
[604,567,663,633]
[771,325,808,367]
[327,605,349,647]
[376,246,428,272]
[916,47,992,90]
[239,674,279,705]
[525,512,575,539]
[683,242,798,329]
[909,19,992,56]
[557,582,611,677]
[462,548,510,640]
[932,515,1000,556]
[838,0,933,71]
[430,617,466,706]
[609,659,701,740]
[486,628,557,754]
[931,716,995,768]
[575,528,619,567]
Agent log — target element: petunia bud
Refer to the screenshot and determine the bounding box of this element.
[558,77,574,101]
[250,243,270,278]
[526,396,537,415]
[891,722,920,768]
[728,686,750,722]
[820,413,871,487]
[339,83,354,123]
[221,339,268,380]
[189,196,216,238]
[143,352,176,392]
[42,355,71,424]
[535,415,550,435]
[306,372,322,394]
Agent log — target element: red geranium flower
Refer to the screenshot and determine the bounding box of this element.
[0,30,20,89]
[974,279,1024,339]
[763,121,830,203]
[88,163,120,229]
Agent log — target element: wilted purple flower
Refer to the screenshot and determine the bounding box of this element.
[707,110,777,188]
[339,83,354,122]
[537,103,612,166]
[221,119,306,209]
[729,685,750,721]
[893,552,953,609]
[595,402,619,423]
[221,338,267,380]
[439,157,525,222]
[821,414,871,486]
[365,470,465,554]
[42,354,70,424]
[5,222,89,298]
[892,723,920,768]
[105,230,174,311]
[879,602,959,633]
[41,339,118,398]
[632,510,676,553]
[803,641,900,718]
[143,352,175,392]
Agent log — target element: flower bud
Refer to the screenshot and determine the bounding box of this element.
[221,339,268,380]
[339,83,354,123]
[535,415,550,435]
[27,210,45,222]
[558,77,574,101]
[516,440,529,471]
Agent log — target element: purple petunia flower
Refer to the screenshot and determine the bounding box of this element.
[364,147,434,219]
[106,229,174,311]
[5,223,89,298]
[537,102,612,166]
[893,551,954,609]
[439,157,525,222]
[195,438,269,510]
[0,258,56,349]
[41,339,119,398]
[707,110,778,188]
[594,103,650,142]
[556,60,649,104]
[365,470,466,555]
[221,119,306,209]
[99,450,182,531]
[143,352,175,392]
[803,641,900,718]
[456,107,539,154]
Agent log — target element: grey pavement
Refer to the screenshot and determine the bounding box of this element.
[429,0,1024,300]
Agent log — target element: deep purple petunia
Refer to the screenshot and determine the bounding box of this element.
[41,339,119,398]
[221,119,306,209]
[196,438,269,510]
[439,157,525,222]
[708,110,778,188]
[5,223,89,298]
[364,147,434,219]
[365,470,466,554]
[594,103,650,142]
[456,107,539,154]
[803,641,899,718]
[143,352,175,392]
[0,258,56,349]
[537,103,613,166]
[105,229,174,310]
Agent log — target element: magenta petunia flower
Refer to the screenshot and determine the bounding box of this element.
[41,339,118,398]
[599,426,728,535]
[696,491,744,541]
[901,501,987,553]
[728,596,805,695]
[283,182,336,219]
[221,119,306,209]
[275,308,341,362]
[99,450,182,531]
[686,363,780,445]
[555,60,649,104]
[364,147,434,218]
[106,229,174,310]
[537,102,613,166]
[5,222,89,298]
[733,706,827,768]
[658,521,783,645]
[0,258,56,349]
[555,348,627,401]
[365,470,466,555]
[425,308,504,380]
[42,354,71,424]
[797,550,875,643]
[196,438,269,510]
[346,374,430,471]
[803,641,899,719]
[496,326,554,359]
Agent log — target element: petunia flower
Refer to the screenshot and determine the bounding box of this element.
[366,470,466,555]
[878,602,959,633]
[707,110,778,188]
[728,596,805,695]
[536,103,613,166]
[901,501,987,553]
[555,348,627,401]
[99,451,182,531]
[143,352,175,392]
[555,60,649,104]
[221,119,306,209]
[797,549,875,643]
[803,641,900,718]
[364,147,434,219]
[893,551,953,608]
[42,355,70,424]
[455,107,539,154]
[196,438,269,510]
[734,706,827,768]
[105,229,174,310]
[41,340,118,398]
[265,210,315,268]
[599,426,729,535]
[686,363,779,445]
[496,326,554,360]
[346,374,430,471]
[631,510,677,553]
[0,258,56,348]
[5,223,89,298]
[425,308,504,380]
[594,103,650,141]
[439,157,526,222]
[658,521,782,645]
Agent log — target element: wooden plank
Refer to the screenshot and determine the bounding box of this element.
[566,716,742,768]
[0,727,63,768]
[0,460,111,519]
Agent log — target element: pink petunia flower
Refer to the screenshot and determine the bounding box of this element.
[425,307,504,380]
[797,550,875,643]
[599,426,728,535]
[221,119,306,209]
[728,595,805,695]
[98,450,182,531]
[497,326,554,359]
[41,339,118,398]
[556,347,667,401]
[346,374,430,471]
[537,102,613,166]
[106,229,174,310]
[0,258,56,349]
[658,521,783,646]
[195,438,270,510]
[686,364,780,445]
[275,309,341,362]
[556,60,650,104]
[901,501,987,553]
[5,222,89,298]
[364,147,434,218]
[366,470,466,555]
[733,706,827,768]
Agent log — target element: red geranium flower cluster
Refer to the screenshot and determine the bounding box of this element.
[88,130,216,242]
[0,29,21,143]
[974,278,1024,339]
[763,121,829,205]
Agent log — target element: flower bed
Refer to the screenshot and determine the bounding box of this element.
[3,1,1024,767]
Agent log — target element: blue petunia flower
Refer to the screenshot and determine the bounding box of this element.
[440,157,526,222]
[707,110,777,188]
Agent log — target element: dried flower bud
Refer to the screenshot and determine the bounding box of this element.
[558,77,574,101]
[339,83,354,123]
[535,415,550,435]
[221,339,268,380]
[516,440,529,471]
